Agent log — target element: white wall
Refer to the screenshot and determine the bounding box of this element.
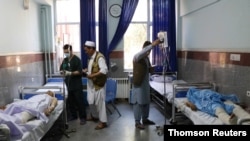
[177,0,250,52]
[0,0,42,55]
[4,0,249,54]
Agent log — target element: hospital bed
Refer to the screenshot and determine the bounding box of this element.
[150,73,180,118]
[0,75,67,141]
[150,74,224,125]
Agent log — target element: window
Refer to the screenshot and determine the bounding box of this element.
[55,0,80,71]
[124,0,152,71]
[55,0,99,70]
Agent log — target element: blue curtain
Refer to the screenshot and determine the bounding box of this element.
[152,0,176,72]
[107,0,139,67]
[80,0,96,68]
[99,0,108,61]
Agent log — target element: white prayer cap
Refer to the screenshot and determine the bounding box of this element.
[85,41,96,47]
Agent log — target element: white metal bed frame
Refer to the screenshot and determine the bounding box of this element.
[19,85,66,140]
[0,85,66,141]
[45,73,76,138]
[169,82,216,124]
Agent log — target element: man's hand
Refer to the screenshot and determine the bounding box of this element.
[65,71,72,76]
[82,68,88,74]
[60,71,64,75]
[152,39,161,46]
[86,73,94,79]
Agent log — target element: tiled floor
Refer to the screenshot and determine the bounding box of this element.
[41,100,170,141]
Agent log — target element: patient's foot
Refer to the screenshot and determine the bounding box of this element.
[185,101,197,111]
[229,114,237,125]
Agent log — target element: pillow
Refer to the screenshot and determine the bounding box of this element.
[150,74,175,83]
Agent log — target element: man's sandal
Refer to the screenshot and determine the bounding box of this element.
[95,123,107,130]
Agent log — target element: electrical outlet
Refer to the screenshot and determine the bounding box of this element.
[230,54,241,61]
[247,91,250,97]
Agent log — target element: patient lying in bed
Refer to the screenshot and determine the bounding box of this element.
[0,91,58,136]
[185,88,250,125]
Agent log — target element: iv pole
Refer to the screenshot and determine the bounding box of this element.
[155,31,171,136]
[48,73,75,138]
[62,67,77,137]
[162,46,168,126]
[56,61,77,138]
[61,73,71,138]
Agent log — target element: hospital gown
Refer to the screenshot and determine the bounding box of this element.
[186,87,240,116]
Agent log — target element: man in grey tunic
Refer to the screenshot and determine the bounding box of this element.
[131,39,161,129]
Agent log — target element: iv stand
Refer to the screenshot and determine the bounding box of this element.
[155,44,170,136]
[159,43,171,125]
[51,72,76,138]
[61,73,71,138]
[62,73,77,138]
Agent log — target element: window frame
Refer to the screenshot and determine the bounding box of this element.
[123,0,152,71]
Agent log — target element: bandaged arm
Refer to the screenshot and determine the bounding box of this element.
[20,97,58,123]
[44,97,58,116]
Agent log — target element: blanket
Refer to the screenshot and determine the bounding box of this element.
[186,87,240,116]
[0,94,52,136]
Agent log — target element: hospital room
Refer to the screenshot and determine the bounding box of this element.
[0,0,250,140]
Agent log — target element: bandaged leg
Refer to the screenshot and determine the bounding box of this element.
[232,105,250,124]
[224,100,250,124]
[20,111,34,123]
[215,107,237,125]
[233,106,250,119]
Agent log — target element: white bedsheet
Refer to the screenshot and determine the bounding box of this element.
[149,80,224,125]
[174,98,223,125]
[7,100,63,141]
[3,80,67,141]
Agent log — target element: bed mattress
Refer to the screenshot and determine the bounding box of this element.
[149,80,186,103]
[149,80,224,125]
[174,98,224,125]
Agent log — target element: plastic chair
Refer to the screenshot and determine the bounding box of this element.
[105,78,121,116]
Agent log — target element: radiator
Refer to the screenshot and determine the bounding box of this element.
[110,77,130,98]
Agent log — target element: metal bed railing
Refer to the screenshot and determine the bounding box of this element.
[44,73,76,137]
[18,86,63,99]
[18,75,70,138]
[45,73,64,82]
[237,118,250,125]
[169,82,216,124]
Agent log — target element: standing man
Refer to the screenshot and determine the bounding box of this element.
[131,39,161,129]
[82,41,108,130]
[60,44,87,125]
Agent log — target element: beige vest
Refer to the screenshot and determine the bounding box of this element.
[91,52,107,90]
